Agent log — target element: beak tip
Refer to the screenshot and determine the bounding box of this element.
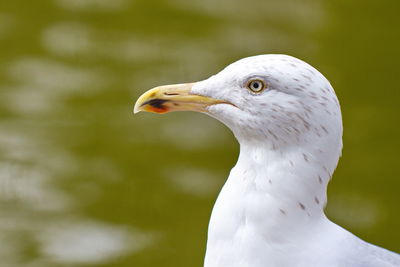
[133,102,142,114]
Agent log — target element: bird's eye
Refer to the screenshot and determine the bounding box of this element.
[247,79,266,93]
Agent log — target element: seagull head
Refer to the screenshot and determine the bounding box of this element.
[135,54,342,153]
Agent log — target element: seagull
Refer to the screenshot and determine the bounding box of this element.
[134,54,400,267]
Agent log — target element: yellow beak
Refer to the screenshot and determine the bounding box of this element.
[134,83,228,114]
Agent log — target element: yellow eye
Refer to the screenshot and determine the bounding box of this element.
[247,79,266,93]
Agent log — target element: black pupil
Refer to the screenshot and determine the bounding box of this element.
[253,82,260,89]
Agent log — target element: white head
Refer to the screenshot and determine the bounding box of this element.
[134,54,343,197]
[192,55,342,150]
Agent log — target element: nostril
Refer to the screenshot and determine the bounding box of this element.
[164,92,179,96]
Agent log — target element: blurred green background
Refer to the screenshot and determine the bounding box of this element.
[0,0,399,266]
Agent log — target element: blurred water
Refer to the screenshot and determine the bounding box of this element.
[0,0,399,266]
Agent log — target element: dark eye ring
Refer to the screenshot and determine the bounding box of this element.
[247,79,266,93]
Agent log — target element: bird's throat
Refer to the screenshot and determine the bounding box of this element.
[204,143,332,267]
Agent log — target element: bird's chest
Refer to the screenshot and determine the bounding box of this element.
[204,166,319,267]
[205,173,285,266]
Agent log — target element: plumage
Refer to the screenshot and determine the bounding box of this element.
[134,54,400,267]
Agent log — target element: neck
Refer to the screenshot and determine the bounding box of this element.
[204,139,339,267]
[238,140,332,211]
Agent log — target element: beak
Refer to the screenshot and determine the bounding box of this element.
[134,83,229,114]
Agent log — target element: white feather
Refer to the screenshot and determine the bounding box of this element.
[189,55,400,267]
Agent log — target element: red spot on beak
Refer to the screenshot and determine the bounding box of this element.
[148,106,169,113]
